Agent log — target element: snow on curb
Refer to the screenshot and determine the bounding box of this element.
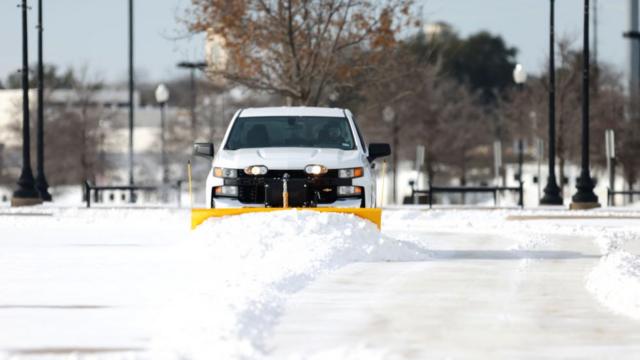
[586,232,640,320]
[149,210,427,360]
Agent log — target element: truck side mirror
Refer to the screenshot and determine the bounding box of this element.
[194,142,214,158]
[368,143,391,161]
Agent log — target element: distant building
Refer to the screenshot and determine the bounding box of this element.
[0,88,190,187]
[422,22,455,42]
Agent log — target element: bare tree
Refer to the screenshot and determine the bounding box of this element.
[6,67,114,185]
[187,0,416,105]
[356,43,489,187]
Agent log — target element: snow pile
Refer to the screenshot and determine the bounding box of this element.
[149,210,426,359]
[586,232,640,320]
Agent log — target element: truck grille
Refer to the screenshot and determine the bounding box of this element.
[236,170,339,206]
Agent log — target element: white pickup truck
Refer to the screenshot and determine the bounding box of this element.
[193,107,390,208]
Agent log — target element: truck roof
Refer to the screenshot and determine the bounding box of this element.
[239,106,347,118]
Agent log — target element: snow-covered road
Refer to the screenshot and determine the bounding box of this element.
[0,207,639,359]
[270,230,640,359]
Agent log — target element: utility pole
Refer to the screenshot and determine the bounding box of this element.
[12,0,42,207]
[177,61,207,141]
[571,0,600,209]
[35,0,51,201]
[541,0,564,205]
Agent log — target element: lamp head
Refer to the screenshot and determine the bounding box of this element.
[155,84,170,104]
[513,64,527,85]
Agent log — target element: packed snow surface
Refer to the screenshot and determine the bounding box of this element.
[0,208,426,360]
[1,206,639,359]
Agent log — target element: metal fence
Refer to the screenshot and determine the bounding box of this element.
[84,180,185,208]
[607,189,640,207]
[411,184,524,209]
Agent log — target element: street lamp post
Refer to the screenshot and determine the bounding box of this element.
[513,64,527,207]
[571,0,600,209]
[155,84,170,201]
[541,0,564,206]
[177,61,207,141]
[12,0,42,207]
[623,30,640,120]
[35,0,51,201]
[128,0,135,202]
[383,106,397,204]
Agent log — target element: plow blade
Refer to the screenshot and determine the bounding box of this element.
[191,208,382,230]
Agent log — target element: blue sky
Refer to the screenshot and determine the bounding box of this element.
[0,0,631,84]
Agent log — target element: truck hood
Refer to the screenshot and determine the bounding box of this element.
[214,148,364,170]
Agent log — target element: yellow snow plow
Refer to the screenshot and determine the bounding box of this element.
[187,159,384,231]
[191,207,382,230]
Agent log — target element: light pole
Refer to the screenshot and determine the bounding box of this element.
[513,64,527,207]
[383,106,397,204]
[571,0,600,209]
[623,30,640,118]
[128,0,135,202]
[541,0,564,206]
[34,0,51,201]
[12,0,41,207]
[177,61,207,141]
[155,84,170,195]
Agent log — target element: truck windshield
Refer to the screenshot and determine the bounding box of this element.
[225,116,356,150]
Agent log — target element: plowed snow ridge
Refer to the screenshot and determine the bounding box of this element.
[149,210,427,359]
[587,232,640,320]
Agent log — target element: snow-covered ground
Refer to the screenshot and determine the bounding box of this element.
[0,206,639,359]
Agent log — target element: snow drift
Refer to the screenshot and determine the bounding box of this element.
[149,210,427,360]
[586,232,640,320]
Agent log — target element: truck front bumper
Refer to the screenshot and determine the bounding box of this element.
[213,197,363,209]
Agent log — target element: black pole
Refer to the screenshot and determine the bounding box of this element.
[609,157,616,206]
[177,61,206,140]
[160,102,168,202]
[392,117,399,205]
[128,0,135,202]
[190,68,196,141]
[571,0,600,208]
[12,0,41,207]
[518,139,524,207]
[161,102,168,184]
[541,0,564,205]
[35,0,51,201]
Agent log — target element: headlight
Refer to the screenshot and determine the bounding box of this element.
[337,186,363,197]
[214,186,238,197]
[244,165,268,176]
[213,167,237,178]
[305,164,328,175]
[338,167,363,178]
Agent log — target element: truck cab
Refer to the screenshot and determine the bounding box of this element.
[193,107,390,208]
